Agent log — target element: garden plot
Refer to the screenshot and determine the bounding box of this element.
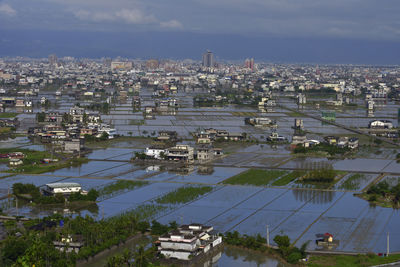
[335,173,378,191]
[222,169,288,186]
[271,171,307,187]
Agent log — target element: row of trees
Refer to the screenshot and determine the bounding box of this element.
[301,168,336,183]
[223,231,308,264]
[1,210,177,266]
[294,143,349,156]
[12,183,99,204]
[367,181,400,204]
[273,235,308,264]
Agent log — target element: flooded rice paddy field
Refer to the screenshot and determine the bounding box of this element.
[2,93,400,255]
[1,143,400,253]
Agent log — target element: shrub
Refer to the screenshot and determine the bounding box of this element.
[287,252,302,263]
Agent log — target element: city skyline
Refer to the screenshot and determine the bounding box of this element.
[0,29,399,65]
[0,1,399,64]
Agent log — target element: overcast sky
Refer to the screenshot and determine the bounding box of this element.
[0,0,399,62]
[1,0,399,39]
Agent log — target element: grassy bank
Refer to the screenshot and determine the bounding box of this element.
[271,171,306,186]
[98,180,148,199]
[308,253,400,267]
[0,127,13,135]
[129,119,145,125]
[222,169,287,186]
[0,113,18,118]
[10,157,89,174]
[156,186,213,204]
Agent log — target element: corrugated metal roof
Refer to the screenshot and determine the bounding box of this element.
[46,183,81,188]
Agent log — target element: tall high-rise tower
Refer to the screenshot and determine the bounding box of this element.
[48,54,58,66]
[202,51,215,68]
[249,58,255,71]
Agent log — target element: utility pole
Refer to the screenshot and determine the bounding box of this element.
[16,197,18,217]
[387,232,390,257]
[266,225,270,247]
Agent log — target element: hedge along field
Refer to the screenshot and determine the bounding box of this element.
[272,170,307,186]
[221,169,287,186]
[156,186,213,204]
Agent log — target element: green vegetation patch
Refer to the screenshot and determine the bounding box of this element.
[0,127,13,135]
[129,119,145,125]
[10,157,89,174]
[156,186,213,204]
[0,113,18,118]
[308,253,400,267]
[98,180,148,198]
[361,180,400,207]
[12,183,99,205]
[339,173,366,190]
[272,170,306,186]
[222,169,287,186]
[294,143,350,156]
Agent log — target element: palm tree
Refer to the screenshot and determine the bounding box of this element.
[133,245,148,267]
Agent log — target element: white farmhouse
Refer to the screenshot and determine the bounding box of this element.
[44,183,82,195]
[158,224,222,261]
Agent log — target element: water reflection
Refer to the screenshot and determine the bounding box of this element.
[207,246,285,267]
[292,189,335,204]
[198,166,215,175]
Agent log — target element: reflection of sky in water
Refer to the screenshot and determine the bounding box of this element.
[44,161,124,177]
